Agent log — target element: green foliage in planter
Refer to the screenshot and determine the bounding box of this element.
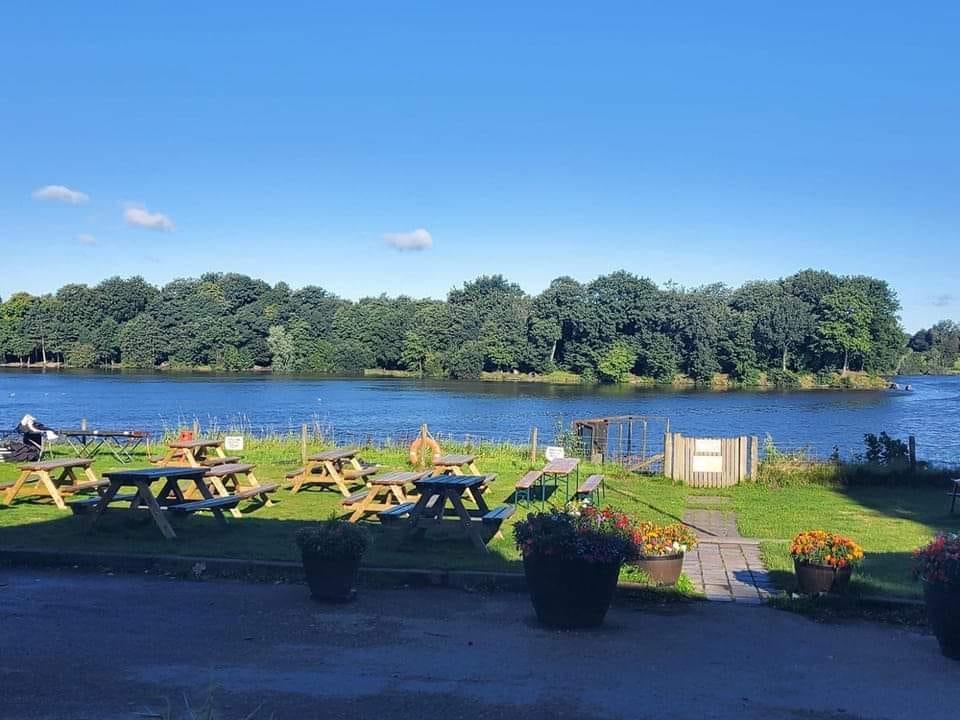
[295,518,369,562]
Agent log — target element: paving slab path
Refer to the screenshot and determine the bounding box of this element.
[682,498,775,603]
[1,567,957,720]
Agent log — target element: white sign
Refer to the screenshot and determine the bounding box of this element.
[694,438,722,455]
[224,435,244,452]
[692,455,723,473]
[544,446,565,461]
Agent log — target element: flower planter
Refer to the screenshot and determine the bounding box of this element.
[794,559,852,594]
[923,580,960,660]
[630,553,684,586]
[523,553,621,629]
[301,551,360,603]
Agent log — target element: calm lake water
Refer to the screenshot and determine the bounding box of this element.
[1,370,958,464]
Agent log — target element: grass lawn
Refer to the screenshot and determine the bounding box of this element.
[2,438,955,601]
[732,483,958,599]
[0,440,687,576]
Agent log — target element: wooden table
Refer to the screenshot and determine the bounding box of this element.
[1,458,106,510]
[346,470,430,523]
[399,475,500,551]
[199,463,276,518]
[60,428,148,463]
[87,467,226,540]
[153,439,232,468]
[288,448,377,497]
[541,457,580,505]
[432,454,481,476]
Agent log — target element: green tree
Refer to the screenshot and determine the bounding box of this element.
[267,325,296,373]
[819,284,874,373]
[597,341,636,383]
[118,313,164,367]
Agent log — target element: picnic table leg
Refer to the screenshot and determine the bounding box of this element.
[245,470,274,506]
[86,480,125,532]
[190,477,229,528]
[206,474,242,518]
[466,462,480,475]
[448,491,488,552]
[401,490,438,541]
[348,485,382,523]
[83,465,99,485]
[35,470,68,510]
[136,480,178,539]
[466,485,490,514]
[2,470,32,505]
[325,460,351,497]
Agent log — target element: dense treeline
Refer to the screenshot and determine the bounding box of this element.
[0,269,907,384]
[902,321,960,375]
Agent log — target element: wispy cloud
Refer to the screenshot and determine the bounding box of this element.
[77,233,96,246]
[932,293,954,308]
[383,228,432,251]
[123,203,174,231]
[32,184,89,204]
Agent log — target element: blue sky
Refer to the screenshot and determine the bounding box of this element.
[1,2,957,331]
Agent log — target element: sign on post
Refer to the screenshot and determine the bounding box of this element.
[224,435,244,452]
[544,445,565,461]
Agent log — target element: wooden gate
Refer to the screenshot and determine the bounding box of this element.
[662,433,759,487]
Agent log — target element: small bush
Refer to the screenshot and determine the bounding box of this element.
[766,368,801,389]
[295,518,369,561]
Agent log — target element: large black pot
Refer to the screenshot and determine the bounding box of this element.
[523,553,621,629]
[301,551,361,603]
[923,580,960,660]
[794,560,852,594]
[630,553,684,586]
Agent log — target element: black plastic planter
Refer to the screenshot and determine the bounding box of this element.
[523,554,621,629]
[301,551,361,603]
[923,580,960,660]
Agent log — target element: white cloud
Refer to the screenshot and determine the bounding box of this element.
[383,228,433,251]
[77,233,96,246]
[32,184,89,204]
[123,203,174,231]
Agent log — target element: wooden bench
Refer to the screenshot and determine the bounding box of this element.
[482,505,515,525]
[201,455,242,467]
[69,493,138,515]
[167,495,242,514]
[0,480,14,491]
[343,466,379,481]
[341,489,370,507]
[3,458,104,510]
[574,474,604,503]
[514,470,542,506]
[285,466,305,480]
[204,462,255,477]
[378,502,417,524]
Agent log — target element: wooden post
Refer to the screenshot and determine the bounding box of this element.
[750,435,760,479]
[529,426,538,463]
[418,424,428,467]
[909,435,917,472]
[192,419,200,439]
[663,432,674,479]
[81,418,88,431]
[300,423,308,465]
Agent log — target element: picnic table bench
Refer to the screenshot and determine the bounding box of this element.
[287,448,378,497]
[60,428,148,463]
[77,466,238,540]
[432,453,481,476]
[150,439,231,468]
[345,470,431,522]
[574,474,605,503]
[198,463,277,517]
[384,474,515,551]
[2,458,105,510]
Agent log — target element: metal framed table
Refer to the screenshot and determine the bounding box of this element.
[541,457,580,506]
[60,429,148,464]
[88,466,220,540]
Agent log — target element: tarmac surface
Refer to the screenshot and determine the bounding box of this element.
[1,567,957,720]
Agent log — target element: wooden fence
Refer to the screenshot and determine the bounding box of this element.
[662,433,759,487]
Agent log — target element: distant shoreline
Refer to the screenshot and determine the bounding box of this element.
[1,363,892,391]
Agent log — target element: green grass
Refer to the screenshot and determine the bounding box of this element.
[2,439,955,602]
[0,439,687,576]
[731,482,957,599]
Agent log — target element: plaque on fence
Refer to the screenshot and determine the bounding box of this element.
[544,445,565,461]
[224,435,244,452]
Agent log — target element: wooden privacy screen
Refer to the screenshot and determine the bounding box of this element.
[662,433,759,487]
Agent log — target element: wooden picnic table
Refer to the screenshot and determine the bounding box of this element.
[1,458,106,510]
[287,448,378,497]
[381,474,514,552]
[541,457,580,504]
[345,470,431,523]
[60,428,148,463]
[432,453,481,476]
[197,463,277,518]
[82,466,235,540]
[152,438,235,468]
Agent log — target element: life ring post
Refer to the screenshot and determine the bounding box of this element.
[409,423,441,467]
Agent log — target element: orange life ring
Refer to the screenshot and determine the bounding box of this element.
[409,435,442,465]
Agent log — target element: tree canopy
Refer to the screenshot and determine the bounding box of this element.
[0,270,910,383]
